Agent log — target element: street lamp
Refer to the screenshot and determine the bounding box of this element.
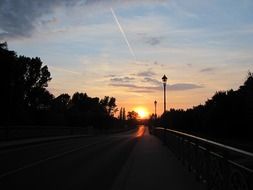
[162,75,167,144]
[154,100,157,119]
[162,75,167,113]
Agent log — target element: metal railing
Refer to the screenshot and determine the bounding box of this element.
[154,127,253,190]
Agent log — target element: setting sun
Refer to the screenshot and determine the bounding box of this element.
[134,107,149,119]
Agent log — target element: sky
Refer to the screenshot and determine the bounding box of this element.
[1,0,253,117]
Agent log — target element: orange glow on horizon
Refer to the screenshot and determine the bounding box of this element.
[134,107,149,119]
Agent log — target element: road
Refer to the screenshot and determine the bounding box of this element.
[0,127,143,190]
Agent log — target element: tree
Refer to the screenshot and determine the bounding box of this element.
[1,42,18,123]
[71,92,88,108]
[123,108,126,121]
[119,107,123,120]
[127,111,138,120]
[0,42,8,49]
[18,56,52,111]
[158,72,253,141]
[0,42,125,129]
[1,42,53,124]
[52,93,70,112]
[100,96,118,116]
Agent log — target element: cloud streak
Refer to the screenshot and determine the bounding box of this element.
[137,70,156,77]
[110,7,136,61]
[110,77,135,83]
[49,66,81,75]
[168,83,203,91]
[145,36,162,46]
[110,82,203,92]
[110,75,203,92]
[200,67,216,73]
[110,83,159,93]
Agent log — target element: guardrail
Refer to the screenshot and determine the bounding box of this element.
[154,127,253,190]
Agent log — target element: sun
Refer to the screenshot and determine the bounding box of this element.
[134,107,149,119]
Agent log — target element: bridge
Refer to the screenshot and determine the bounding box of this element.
[0,126,252,190]
[153,127,253,190]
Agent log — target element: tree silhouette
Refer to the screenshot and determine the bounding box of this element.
[1,42,52,124]
[127,111,138,120]
[100,96,118,116]
[1,42,137,140]
[118,107,126,121]
[1,42,18,123]
[158,72,253,142]
[119,107,123,120]
[52,94,71,113]
[122,108,126,121]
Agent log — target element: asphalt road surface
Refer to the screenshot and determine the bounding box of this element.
[0,127,142,190]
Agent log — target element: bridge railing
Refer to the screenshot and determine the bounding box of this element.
[154,127,253,190]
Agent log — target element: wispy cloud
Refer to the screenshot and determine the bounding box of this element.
[136,70,156,77]
[142,77,161,85]
[110,74,203,93]
[200,67,216,73]
[104,74,117,78]
[110,77,135,83]
[153,61,165,67]
[110,83,160,93]
[144,36,163,46]
[168,83,203,91]
[146,37,161,46]
[110,7,136,60]
[49,66,81,75]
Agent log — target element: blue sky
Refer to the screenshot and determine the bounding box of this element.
[1,0,253,115]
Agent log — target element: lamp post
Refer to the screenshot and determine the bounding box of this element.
[154,100,157,119]
[162,75,167,113]
[162,75,167,144]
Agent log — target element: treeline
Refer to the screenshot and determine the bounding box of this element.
[1,42,137,129]
[156,72,253,140]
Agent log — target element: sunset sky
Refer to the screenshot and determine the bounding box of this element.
[1,0,253,117]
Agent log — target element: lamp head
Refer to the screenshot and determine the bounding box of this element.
[162,75,167,83]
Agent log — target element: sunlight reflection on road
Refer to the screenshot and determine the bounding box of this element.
[136,125,145,138]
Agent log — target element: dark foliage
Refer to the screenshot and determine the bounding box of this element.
[0,42,125,130]
[1,42,52,124]
[158,72,253,140]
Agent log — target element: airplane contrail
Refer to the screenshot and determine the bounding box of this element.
[110,7,136,61]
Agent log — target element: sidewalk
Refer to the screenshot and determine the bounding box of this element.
[111,127,206,190]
